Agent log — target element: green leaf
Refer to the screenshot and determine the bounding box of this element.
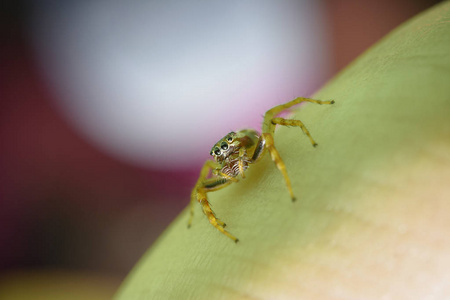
[115,2,450,299]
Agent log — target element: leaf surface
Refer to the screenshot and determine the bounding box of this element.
[116,3,450,299]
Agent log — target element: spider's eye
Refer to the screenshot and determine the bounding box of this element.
[227,137,233,142]
[210,151,213,156]
[221,142,228,150]
[214,148,221,155]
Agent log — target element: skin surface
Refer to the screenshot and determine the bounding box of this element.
[115,2,450,299]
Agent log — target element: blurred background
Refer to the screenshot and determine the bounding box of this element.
[0,0,442,298]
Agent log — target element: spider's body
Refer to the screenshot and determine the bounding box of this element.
[211,130,257,178]
[188,97,334,242]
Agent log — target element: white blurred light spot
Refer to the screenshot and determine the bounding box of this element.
[32,0,329,169]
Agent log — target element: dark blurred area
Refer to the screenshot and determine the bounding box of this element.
[0,0,441,298]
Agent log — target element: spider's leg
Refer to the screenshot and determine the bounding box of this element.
[253,97,334,201]
[262,97,334,134]
[197,178,238,242]
[251,133,295,201]
[188,160,238,242]
[272,117,317,147]
[190,178,234,231]
[188,160,219,228]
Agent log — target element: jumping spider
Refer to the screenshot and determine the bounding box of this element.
[188,97,334,242]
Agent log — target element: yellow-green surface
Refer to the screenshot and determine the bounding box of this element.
[116,2,450,299]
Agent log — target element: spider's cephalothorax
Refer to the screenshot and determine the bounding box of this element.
[210,132,239,163]
[210,130,258,178]
[188,97,335,242]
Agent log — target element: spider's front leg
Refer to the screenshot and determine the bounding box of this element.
[188,160,239,242]
[262,97,334,139]
[253,97,334,201]
[251,133,296,201]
